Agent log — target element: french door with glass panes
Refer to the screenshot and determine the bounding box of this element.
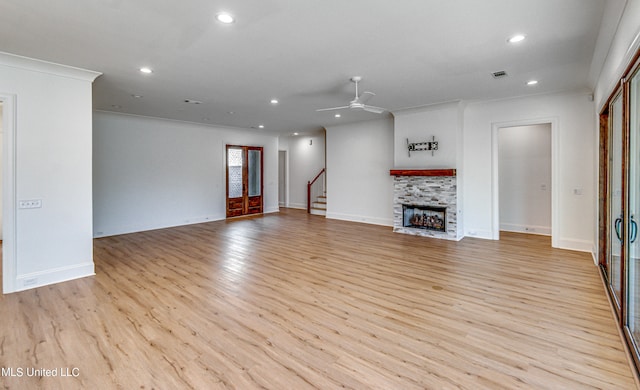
[600,52,640,373]
[226,145,263,218]
[626,59,640,367]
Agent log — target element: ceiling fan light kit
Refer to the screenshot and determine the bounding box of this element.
[316,76,388,114]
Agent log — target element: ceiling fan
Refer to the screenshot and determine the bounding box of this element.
[316,76,387,114]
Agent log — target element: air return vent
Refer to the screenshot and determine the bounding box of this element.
[491,70,508,79]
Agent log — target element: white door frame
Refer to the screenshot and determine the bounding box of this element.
[1,93,16,293]
[491,117,559,247]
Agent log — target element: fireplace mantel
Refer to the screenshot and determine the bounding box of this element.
[389,169,456,177]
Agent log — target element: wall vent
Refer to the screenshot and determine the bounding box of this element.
[491,70,508,79]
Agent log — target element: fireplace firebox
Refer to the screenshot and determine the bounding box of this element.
[402,205,446,232]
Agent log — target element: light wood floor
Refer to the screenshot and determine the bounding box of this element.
[0,208,637,389]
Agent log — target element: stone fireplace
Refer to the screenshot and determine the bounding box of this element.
[390,169,460,240]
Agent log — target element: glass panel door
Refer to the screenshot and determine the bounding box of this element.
[628,67,640,348]
[226,145,263,217]
[248,149,261,197]
[228,147,244,198]
[609,91,624,309]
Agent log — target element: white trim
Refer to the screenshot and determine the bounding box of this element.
[0,51,101,82]
[499,223,551,236]
[1,93,16,293]
[15,262,95,292]
[94,214,226,238]
[264,206,280,214]
[555,238,594,253]
[491,118,559,246]
[326,211,393,227]
[464,229,494,240]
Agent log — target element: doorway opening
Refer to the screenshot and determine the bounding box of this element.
[498,123,552,236]
[226,145,263,218]
[492,119,558,247]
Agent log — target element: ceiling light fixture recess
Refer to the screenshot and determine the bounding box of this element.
[270,99,279,104]
[139,67,153,74]
[527,80,538,85]
[258,125,265,129]
[508,34,526,43]
[216,12,235,24]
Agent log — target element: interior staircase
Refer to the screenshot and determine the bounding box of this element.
[310,193,326,216]
[307,168,326,217]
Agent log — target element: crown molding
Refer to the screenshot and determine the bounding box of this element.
[0,51,101,82]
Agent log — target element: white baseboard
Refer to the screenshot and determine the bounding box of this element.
[93,214,227,238]
[325,212,393,227]
[464,229,494,240]
[15,262,95,292]
[264,206,280,214]
[500,223,551,236]
[555,238,593,253]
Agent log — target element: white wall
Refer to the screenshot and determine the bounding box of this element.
[394,102,462,169]
[464,91,596,252]
[93,111,279,237]
[0,52,100,292]
[499,124,552,235]
[278,132,325,209]
[326,117,394,226]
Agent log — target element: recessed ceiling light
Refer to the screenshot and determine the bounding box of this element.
[258,125,265,129]
[139,67,153,74]
[216,13,235,24]
[131,94,143,98]
[527,80,539,86]
[335,114,341,118]
[270,99,279,104]
[508,34,526,43]
[293,132,299,136]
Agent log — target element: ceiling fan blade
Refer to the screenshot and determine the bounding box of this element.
[362,105,386,114]
[316,106,349,112]
[357,91,375,104]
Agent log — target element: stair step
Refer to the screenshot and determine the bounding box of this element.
[310,207,326,216]
[312,202,326,210]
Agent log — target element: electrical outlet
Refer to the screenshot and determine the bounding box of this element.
[19,199,42,209]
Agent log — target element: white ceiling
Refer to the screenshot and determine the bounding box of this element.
[0,0,624,134]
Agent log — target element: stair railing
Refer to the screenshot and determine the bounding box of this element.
[307,168,326,213]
